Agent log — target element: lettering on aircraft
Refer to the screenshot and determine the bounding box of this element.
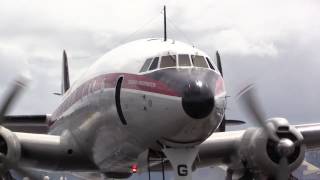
[51,73,177,124]
[128,79,156,88]
[177,164,188,176]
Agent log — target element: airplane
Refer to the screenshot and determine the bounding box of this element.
[1,5,320,180]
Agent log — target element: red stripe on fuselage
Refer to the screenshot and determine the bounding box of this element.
[50,73,178,123]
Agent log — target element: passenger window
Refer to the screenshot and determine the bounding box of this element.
[206,57,215,70]
[139,58,153,72]
[191,55,208,68]
[160,55,177,68]
[149,57,159,70]
[178,54,191,66]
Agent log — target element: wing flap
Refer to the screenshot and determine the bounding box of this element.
[3,115,49,133]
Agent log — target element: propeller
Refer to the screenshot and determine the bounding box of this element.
[215,51,227,132]
[237,84,298,180]
[0,77,27,122]
[237,84,279,141]
[0,77,41,180]
[216,51,223,77]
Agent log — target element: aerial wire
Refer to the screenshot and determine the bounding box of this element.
[166,16,195,46]
[80,6,196,63]
[76,12,162,64]
[116,13,162,46]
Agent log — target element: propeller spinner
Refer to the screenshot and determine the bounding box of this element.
[237,84,302,180]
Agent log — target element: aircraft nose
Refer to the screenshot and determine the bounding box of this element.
[182,79,214,119]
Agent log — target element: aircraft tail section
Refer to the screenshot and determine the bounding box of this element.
[61,50,70,94]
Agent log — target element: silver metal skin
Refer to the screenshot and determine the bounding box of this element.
[235,85,304,179]
[196,119,307,178]
[0,127,21,167]
[277,138,295,157]
[8,39,226,176]
[162,147,199,180]
[0,38,320,179]
[191,124,320,177]
[239,119,305,178]
[295,123,320,149]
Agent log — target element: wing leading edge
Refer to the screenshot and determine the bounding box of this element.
[193,122,320,178]
[14,131,97,171]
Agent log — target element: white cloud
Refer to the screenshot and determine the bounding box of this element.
[0,0,318,117]
[0,0,319,179]
[0,43,29,81]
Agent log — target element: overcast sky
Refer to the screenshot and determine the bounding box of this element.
[1,0,320,179]
[0,0,319,123]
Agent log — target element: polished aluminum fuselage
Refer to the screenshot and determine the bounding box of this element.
[47,39,226,173]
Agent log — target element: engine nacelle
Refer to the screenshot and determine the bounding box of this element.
[0,126,21,166]
[238,118,305,177]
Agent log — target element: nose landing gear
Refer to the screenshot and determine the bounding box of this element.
[162,146,199,180]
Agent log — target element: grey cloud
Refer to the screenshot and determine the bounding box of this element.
[0,0,318,136]
[222,35,320,127]
[0,1,319,179]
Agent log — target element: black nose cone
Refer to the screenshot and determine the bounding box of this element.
[182,80,214,119]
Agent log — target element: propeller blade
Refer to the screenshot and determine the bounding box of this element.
[237,84,279,141]
[277,157,290,180]
[0,78,37,179]
[218,116,226,132]
[216,51,223,77]
[237,85,297,179]
[0,77,27,124]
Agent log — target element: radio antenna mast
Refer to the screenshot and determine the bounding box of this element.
[163,5,167,41]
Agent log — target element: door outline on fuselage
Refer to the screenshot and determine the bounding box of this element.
[115,76,127,125]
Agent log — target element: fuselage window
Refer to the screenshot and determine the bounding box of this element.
[149,57,159,71]
[178,54,191,66]
[139,58,153,72]
[191,55,208,68]
[160,55,177,68]
[206,57,215,70]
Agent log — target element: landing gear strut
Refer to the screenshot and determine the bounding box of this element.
[162,146,199,180]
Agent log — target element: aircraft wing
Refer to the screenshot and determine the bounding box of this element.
[195,122,320,177]
[294,123,320,149]
[0,75,102,179]
[3,115,49,133]
[13,131,96,171]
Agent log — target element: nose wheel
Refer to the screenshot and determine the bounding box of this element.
[162,146,199,180]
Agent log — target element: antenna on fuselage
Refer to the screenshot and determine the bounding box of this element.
[163,5,167,41]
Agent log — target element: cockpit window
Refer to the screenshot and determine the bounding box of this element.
[149,57,159,70]
[206,57,215,70]
[178,54,191,66]
[139,58,153,72]
[160,55,177,68]
[191,55,208,68]
[141,55,213,72]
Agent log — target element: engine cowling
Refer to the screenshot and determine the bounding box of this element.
[0,126,21,166]
[238,118,305,177]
